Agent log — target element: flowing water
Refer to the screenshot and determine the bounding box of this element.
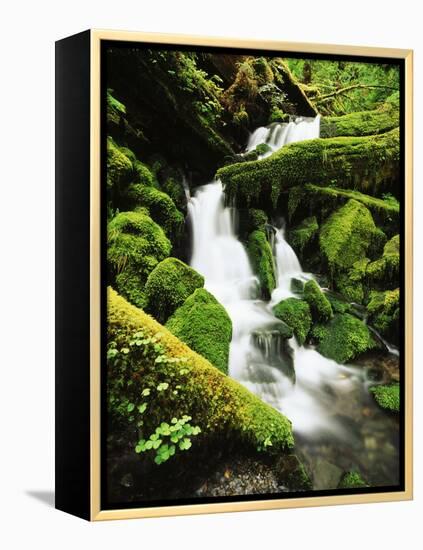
[188,118,399,489]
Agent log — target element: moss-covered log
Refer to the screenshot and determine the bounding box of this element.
[166,289,232,374]
[108,288,294,453]
[320,105,399,138]
[217,129,399,208]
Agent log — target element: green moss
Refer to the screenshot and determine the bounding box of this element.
[273,298,311,346]
[127,184,184,241]
[162,176,187,211]
[133,160,156,187]
[108,288,294,452]
[144,258,204,324]
[247,230,276,300]
[367,288,400,341]
[268,107,289,124]
[107,89,126,126]
[367,234,400,285]
[288,216,319,255]
[338,471,367,489]
[106,137,133,190]
[304,279,333,322]
[255,143,272,156]
[108,211,171,308]
[312,313,378,364]
[325,292,352,314]
[334,258,370,304]
[370,383,400,413]
[166,289,232,374]
[320,199,386,273]
[320,105,399,138]
[217,129,399,207]
[248,209,268,231]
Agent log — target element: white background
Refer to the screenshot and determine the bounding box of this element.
[0,0,421,548]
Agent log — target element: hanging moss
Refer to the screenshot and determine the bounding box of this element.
[144,258,204,324]
[303,279,333,322]
[288,216,319,255]
[370,383,400,413]
[166,289,232,374]
[367,288,400,343]
[320,104,399,138]
[311,313,378,364]
[217,129,399,207]
[108,288,294,452]
[319,199,386,274]
[247,230,276,300]
[108,211,171,308]
[366,234,400,286]
[247,209,268,231]
[127,184,184,242]
[338,471,368,489]
[273,298,311,346]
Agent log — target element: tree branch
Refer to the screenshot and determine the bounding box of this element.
[315,84,397,103]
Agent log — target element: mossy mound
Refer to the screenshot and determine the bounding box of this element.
[273,298,311,346]
[108,288,294,454]
[370,383,400,413]
[367,235,400,286]
[145,258,204,324]
[338,471,368,489]
[311,313,378,364]
[320,105,399,138]
[127,184,184,241]
[367,288,400,343]
[108,211,171,308]
[166,289,232,374]
[106,137,133,190]
[334,258,370,304]
[217,129,399,207]
[320,199,386,274]
[303,279,333,323]
[247,230,276,300]
[288,216,319,256]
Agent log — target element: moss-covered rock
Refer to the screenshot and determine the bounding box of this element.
[106,137,133,190]
[288,216,319,256]
[367,288,400,343]
[247,209,268,231]
[108,211,171,308]
[273,298,311,346]
[108,288,294,454]
[127,184,184,241]
[311,313,378,364]
[370,383,400,413]
[320,199,386,274]
[367,235,400,286]
[303,279,333,322]
[338,471,368,489]
[144,258,204,323]
[247,230,276,300]
[166,289,232,374]
[217,129,399,207]
[334,258,370,304]
[320,105,399,138]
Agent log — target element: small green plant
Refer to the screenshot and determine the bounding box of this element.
[107,330,202,466]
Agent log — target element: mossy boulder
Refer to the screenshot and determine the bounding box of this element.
[303,279,333,323]
[273,298,311,346]
[217,129,399,208]
[107,288,294,454]
[338,471,368,489]
[144,258,204,323]
[127,184,184,241]
[106,137,133,190]
[334,258,370,304]
[311,313,378,364]
[320,199,386,274]
[320,105,399,138]
[367,288,400,343]
[247,230,276,300]
[370,383,400,413]
[288,216,319,256]
[166,289,232,374]
[108,211,171,308]
[367,235,400,286]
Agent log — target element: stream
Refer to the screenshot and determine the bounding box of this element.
[187,118,399,489]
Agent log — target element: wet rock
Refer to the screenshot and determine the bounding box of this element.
[312,459,343,490]
[274,454,312,490]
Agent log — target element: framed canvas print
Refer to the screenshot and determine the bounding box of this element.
[55,29,413,521]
